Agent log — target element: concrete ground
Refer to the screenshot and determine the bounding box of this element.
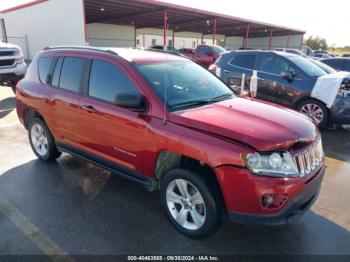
[0,87,350,259]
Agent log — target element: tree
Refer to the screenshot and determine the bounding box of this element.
[304,36,328,51]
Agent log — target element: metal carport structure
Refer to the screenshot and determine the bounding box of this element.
[84,0,305,49]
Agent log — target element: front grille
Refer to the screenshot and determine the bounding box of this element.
[0,59,15,67]
[0,50,15,56]
[294,138,323,177]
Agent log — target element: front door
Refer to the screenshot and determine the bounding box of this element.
[256,53,304,107]
[78,58,148,174]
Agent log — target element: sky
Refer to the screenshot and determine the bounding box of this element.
[0,0,349,47]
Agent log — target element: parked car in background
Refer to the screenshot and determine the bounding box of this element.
[16,46,325,238]
[307,58,337,74]
[321,57,350,72]
[148,45,178,52]
[309,53,332,59]
[343,54,350,57]
[179,44,226,68]
[301,45,314,56]
[210,50,350,127]
[0,40,27,92]
[274,48,306,57]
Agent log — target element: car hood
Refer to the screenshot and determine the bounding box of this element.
[168,97,318,151]
[0,41,20,49]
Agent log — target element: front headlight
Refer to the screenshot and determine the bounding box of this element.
[244,151,299,177]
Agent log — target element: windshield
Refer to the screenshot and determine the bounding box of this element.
[212,46,226,54]
[136,60,235,110]
[288,56,327,77]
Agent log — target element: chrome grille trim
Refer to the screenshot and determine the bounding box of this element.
[295,138,323,177]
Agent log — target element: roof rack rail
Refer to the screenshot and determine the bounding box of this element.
[43,45,118,55]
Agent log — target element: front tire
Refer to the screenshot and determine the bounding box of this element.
[297,99,329,128]
[28,117,61,161]
[160,169,223,238]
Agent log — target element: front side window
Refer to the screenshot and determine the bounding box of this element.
[287,56,326,77]
[88,60,138,103]
[231,54,256,70]
[59,57,86,92]
[38,56,53,85]
[260,54,297,75]
[136,60,235,110]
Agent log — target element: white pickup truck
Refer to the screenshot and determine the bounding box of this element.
[0,40,27,91]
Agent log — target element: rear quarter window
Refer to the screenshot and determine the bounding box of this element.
[58,57,86,92]
[38,57,54,85]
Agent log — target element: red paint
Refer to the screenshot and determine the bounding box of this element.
[16,48,323,217]
[212,18,217,45]
[180,44,224,68]
[82,0,87,43]
[163,9,167,48]
[245,23,250,49]
[172,30,175,48]
[269,29,273,50]
[1,0,48,13]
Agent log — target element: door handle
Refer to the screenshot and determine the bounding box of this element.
[223,69,230,73]
[81,105,96,113]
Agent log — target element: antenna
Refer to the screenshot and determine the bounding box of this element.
[163,53,168,124]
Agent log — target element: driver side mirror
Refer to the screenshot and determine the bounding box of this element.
[281,71,294,82]
[114,92,146,112]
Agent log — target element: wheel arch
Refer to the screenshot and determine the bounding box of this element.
[23,108,46,130]
[154,150,227,211]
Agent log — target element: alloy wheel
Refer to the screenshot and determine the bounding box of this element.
[299,103,324,125]
[30,123,49,156]
[166,178,206,230]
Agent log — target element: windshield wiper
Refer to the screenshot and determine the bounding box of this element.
[208,93,234,102]
[169,93,234,109]
[169,100,211,109]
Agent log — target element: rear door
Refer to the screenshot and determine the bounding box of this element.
[221,53,257,94]
[256,53,304,106]
[78,57,148,175]
[39,55,86,148]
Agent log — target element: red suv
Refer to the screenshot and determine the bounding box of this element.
[16,46,325,238]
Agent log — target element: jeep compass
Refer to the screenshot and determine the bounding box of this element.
[16,46,325,238]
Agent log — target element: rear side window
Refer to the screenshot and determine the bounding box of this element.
[59,57,86,92]
[38,57,53,85]
[88,59,138,103]
[230,55,256,70]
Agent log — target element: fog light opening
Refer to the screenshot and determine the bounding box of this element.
[262,194,288,209]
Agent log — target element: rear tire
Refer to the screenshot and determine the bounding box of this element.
[28,117,61,161]
[160,168,223,238]
[296,99,329,128]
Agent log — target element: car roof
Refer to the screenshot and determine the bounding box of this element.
[42,46,188,64]
[320,57,350,62]
[230,50,298,58]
